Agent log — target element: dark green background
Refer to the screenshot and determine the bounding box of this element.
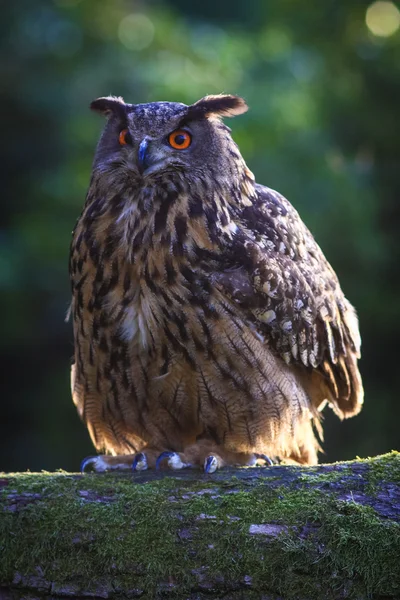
[1,0,399,472]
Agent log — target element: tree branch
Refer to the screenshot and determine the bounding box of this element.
[1,453,399,599]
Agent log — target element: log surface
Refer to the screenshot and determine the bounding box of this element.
[0,453,399,599]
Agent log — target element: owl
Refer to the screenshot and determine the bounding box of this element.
[70,94,363,474]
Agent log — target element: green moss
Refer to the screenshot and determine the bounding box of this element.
[1,454,399,599]
[1,473,191,595]
[365,450,400,492]
[180,485,399,598]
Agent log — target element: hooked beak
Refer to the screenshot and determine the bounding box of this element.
[137,138,149,175]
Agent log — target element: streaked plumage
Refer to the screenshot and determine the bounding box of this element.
[70,94,363,472]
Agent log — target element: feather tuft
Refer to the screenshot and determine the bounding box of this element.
[187,94,248,120]
[90,96,127,118]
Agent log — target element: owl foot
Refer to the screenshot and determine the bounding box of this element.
[155,451,192,470]
[80,456,98,472]
[203,453,274,473]
[130,448,193,471]
[80,450,190,473]
[81,454,137,473]
[204,455,219,473]
[132,452,148,471]
[254,453,274,466]
[80,449,276,474]
[133,450,219,472]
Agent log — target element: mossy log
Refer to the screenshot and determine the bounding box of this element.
[0,453,399,600]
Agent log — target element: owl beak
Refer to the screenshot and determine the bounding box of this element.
[137,138,149,175]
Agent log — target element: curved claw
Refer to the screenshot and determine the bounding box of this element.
[80,456,98,473]
[204,455,218,474]
[254,453,274,466]
[156,451,189,470]
[132,452,148,472]
[156,451,176,470]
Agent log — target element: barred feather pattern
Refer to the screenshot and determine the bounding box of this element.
[70,97,363,466]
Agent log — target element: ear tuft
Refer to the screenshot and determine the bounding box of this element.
[187,94,248,120]
[90,96,127,118]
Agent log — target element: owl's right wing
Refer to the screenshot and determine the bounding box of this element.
[213,184,363,418]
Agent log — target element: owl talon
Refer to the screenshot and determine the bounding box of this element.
[156,451,174,470]
[254,453,274,466]
[156,451,188,470]
[204,455,218,474]
[80,456,99,473]
[132,452,148,472]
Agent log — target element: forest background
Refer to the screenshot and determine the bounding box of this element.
[1,0,399,471]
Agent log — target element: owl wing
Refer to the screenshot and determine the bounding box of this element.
[213,183,363,418]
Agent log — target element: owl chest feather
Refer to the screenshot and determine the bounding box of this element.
[71,173,257,375]
[83,232,210,358]
[108,288,150,350]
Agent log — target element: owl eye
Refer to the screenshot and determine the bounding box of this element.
[168,129,192,150]
[119,129,132,145]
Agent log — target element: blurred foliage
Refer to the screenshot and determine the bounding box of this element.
[1,0,399,471]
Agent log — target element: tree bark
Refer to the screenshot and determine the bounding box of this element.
[0,453,399,600]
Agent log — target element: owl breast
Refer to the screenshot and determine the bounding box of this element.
[111,290,150,350]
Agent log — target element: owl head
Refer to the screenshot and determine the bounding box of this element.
[90,94,248,186]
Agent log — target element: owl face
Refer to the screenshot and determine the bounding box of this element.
[91,95,248,186]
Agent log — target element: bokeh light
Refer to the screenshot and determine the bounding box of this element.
[118,13,155,51]
[366,1,400,37]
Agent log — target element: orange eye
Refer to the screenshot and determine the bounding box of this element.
[119,129,131,145]
[168,129,192,150]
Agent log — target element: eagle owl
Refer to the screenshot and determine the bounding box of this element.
[70,94,363,473]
